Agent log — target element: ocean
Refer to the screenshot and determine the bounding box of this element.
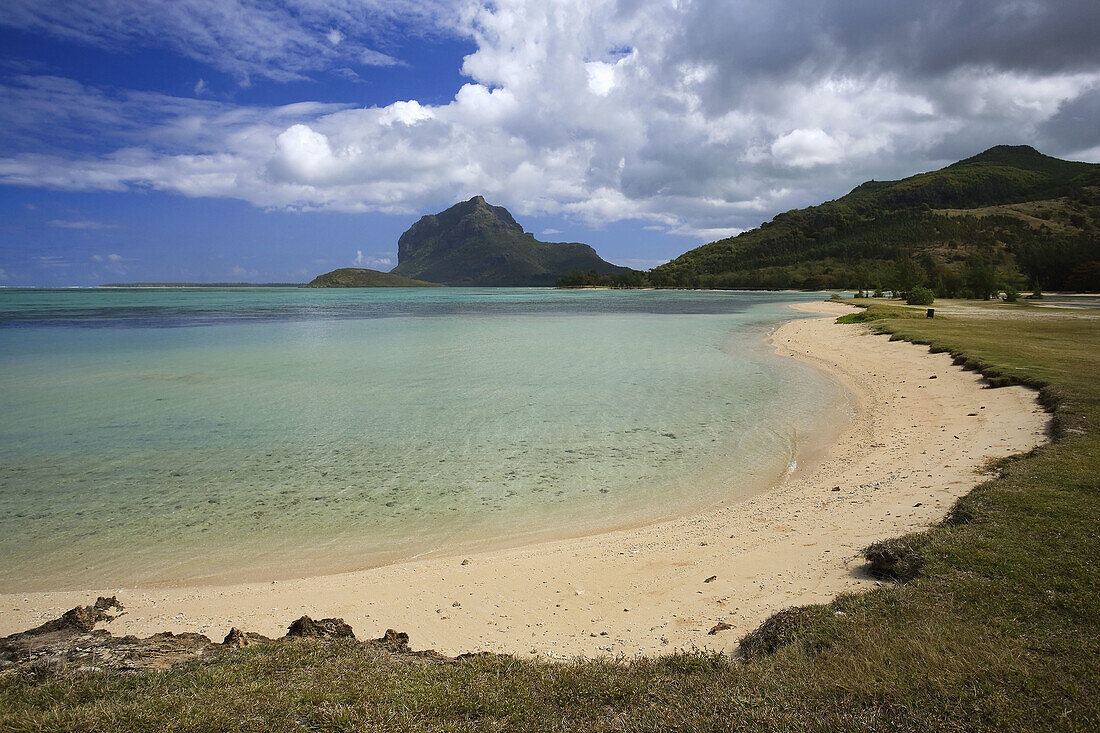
[0,287,845,591]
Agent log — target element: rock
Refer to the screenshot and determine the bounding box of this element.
[284,616,356,640]
[222,628,271,648]
[222,628,250,647]
[461,559,470,566]
[704,575,717,583]
[373,629,411,654]
[21,596,124,636]
[708,621,733,635]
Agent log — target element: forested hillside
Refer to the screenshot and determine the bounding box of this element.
[647,146,1100,294]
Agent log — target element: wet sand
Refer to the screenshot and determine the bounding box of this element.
[0,301,1049,657]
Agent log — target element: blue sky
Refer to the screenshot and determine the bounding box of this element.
[2,0,1099,286]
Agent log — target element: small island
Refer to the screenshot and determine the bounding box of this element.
[302,268,442,288]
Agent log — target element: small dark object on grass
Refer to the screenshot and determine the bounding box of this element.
[927,308,935,318]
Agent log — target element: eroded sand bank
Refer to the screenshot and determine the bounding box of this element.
[0,301,1049,657]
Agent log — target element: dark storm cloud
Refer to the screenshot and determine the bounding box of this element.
[668,0,1100,114]
[1039,88,1100,153]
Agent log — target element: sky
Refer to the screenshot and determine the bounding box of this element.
[1,1,1099,286]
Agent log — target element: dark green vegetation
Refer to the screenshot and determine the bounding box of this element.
[302,268,442,288]
[650,146,1100,293]
[555,269,651,288]
[3,303,1097,731]
[391,196,634,286]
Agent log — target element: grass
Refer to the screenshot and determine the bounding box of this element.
[2,302,1098,731]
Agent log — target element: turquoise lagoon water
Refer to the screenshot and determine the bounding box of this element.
[0,288,844,591]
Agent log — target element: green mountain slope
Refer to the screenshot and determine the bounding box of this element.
[651,146,1100,293]
[302,268,442,288]
[390,196,633,286]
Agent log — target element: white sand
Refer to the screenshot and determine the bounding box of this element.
[0,301,1049,658]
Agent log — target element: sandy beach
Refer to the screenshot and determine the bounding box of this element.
[0,301,1049,657]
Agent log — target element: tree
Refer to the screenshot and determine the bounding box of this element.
[890,256,924,299]
[906,285,935,306]
[965,256,998,300]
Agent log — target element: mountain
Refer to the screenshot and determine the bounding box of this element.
[389,196,633,286]
[302,268,441,288]
[650,145,1100,293]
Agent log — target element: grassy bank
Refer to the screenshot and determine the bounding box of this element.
[2,303,1097,731]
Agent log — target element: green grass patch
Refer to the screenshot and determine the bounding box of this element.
[3,304,1098,731]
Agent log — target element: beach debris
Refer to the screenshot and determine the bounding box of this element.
[285,616,356,640]
[704,576,717,584]
[452,601,461,607]
[929,375,937,379]
[708,621,733,635]
[831,486,841,491]
[461,559,471,566]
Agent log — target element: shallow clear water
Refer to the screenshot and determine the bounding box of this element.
[0,287,842,591]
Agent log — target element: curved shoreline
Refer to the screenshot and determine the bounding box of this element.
[0,301,1049,657]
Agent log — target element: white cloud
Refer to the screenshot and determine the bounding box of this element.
[353,250,394,269]
[193,78,208,95]
[771,128,845,168]
[360,49,404,68]
[585,61,615,96]
[1,0,1099,242]
[0,0,446,83]
[48,219,119,229]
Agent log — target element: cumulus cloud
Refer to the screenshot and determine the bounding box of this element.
[1,0,1099,241]
[771,129,845,169]
[353,250,393,269]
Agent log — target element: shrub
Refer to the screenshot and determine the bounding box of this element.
[1003,284,1019,302]
[906,285,935,306]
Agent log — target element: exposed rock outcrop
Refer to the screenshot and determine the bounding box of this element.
[0,602,475,673]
